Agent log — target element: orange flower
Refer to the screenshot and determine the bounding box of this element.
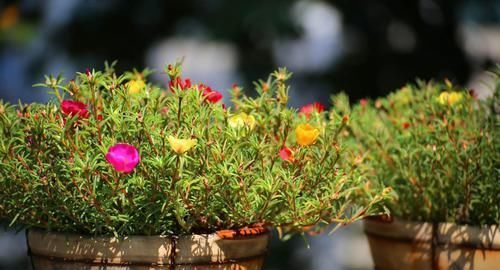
[295,124,320,146]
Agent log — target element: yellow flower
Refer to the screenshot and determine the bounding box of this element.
[127,79,146,94]
[392,86,412,106]
[438,91,463,105]
[228,113,256,130]
[438,92,449,104]
[295,124,320,146]
[228,114,245,128]
[245,114,256,130]
[449,92,464,105]
[168,136,197,154]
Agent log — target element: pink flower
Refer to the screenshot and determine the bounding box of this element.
[169,77,192,92]
[279,147,294,162]
[299,102,325,118]
[61,100,90,119]
[105,143,140,173]
[160,107,169,115]
[199,84,223,103]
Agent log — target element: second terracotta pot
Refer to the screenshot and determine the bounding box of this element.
[363,218,499,270]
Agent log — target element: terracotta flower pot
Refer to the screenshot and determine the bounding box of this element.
[27,229,270,270]
[363,217,499,270]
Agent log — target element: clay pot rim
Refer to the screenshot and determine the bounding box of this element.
[366,215,498,226]
[27,228,271,266]
[27,227,270,240]
[363,216,500,249]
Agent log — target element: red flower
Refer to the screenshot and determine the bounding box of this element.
[160,107,169,115]
[402,122,410,129]
[300,102,325,118]
[169,77,192,92]
[360,99,368,107]
[279,147,294,162]
[199,84,223,103]
[61,100,89,119]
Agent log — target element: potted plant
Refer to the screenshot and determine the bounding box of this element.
[334,70,499,270]
[0,62,389,269]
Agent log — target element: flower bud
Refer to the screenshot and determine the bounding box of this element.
[342,115,349,124]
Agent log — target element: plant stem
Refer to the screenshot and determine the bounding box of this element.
[177,96,182,130]
[171,155,182,191]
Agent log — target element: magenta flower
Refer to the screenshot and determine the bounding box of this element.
[105,143,140,173]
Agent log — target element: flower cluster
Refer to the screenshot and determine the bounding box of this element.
[0,62,389,236]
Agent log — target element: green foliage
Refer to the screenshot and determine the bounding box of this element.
[335,70,499,225]
[0,63,389,236]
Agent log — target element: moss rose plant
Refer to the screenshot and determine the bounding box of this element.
[333,69,499,225]
[0,62,390,236]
